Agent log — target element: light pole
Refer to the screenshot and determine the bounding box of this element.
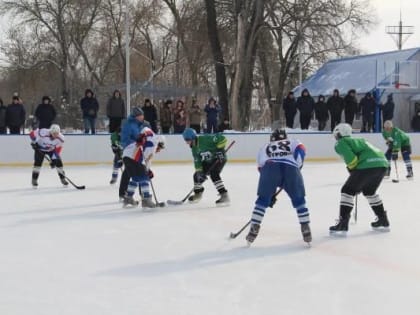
[124,0,131,116]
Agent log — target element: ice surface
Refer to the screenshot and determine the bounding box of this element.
[0,162,419,315]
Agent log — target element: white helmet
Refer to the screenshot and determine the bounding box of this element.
[50,124,61,135]
[333,123,352,140]
[383,120,393,129]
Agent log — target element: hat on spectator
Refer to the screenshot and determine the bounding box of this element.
[131,107,144,117]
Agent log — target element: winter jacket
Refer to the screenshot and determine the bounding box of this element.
[382,95,395,121]
[296,89,315,116]
[35,103,56,128]
[80,90,99,118]
[106,92,125,118]
[204,103,220,122]
[0,104,6,128]
[327,91,344,119]
[344,91,358,118]
[359,94,376,118]
[315,97,329,121]
[283,95,297,115]
[142,104,158,132]
[189,106,202,125]
[6,103,26,128]
[160,105,172,128]
[121,115,151,148]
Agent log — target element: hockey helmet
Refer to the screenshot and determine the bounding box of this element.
[333,123,352,140]
[270,129,287,141]
[50,124,61,135]
[383,120,393,131]
[182,128,197,141]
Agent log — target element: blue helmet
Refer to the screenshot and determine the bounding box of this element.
[182,128,197,141]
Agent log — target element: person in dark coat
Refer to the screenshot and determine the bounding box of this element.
[382,93,395,122]
[35,96,56,129]
[6,96,26,134]
[204,97,220,133]
[218,118,231,132]
[315,95,328,131]
[106,89,126,133]
[142,99,158,133]
[359,92,376,132]
[80,89,99,134]
[411,111,420,132]
[0,98,6,134]
[173,100,187,134]
[344,89,358,126]
[296,89,314,130]
[327,89,344,132]
[283,91,297,129]
[160,100,173,134]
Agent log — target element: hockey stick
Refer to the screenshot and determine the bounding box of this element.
[167,140,236,205]
[229,188,283,239]
[150,180,165,207]
[354,194,358,223]
[392,159,399,183]
[43,153,86,190]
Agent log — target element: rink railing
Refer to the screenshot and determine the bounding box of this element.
[1,132,420,166]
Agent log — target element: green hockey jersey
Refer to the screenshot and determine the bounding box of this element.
[335,136,389,170]
[382,127,410,152]
[190,133,227,171]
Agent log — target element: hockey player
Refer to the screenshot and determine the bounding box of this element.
[29,124,68,187]
[122,127,164,208]
[382,120,413,179]
[182,128,230,205]
[330,123,390,234]
[245,129,311,245]
[110,127,123,184]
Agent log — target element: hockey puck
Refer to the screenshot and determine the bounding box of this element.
[392,179,399,183]
[158,202,166,207]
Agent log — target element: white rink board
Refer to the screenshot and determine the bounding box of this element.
[1,132,420,165]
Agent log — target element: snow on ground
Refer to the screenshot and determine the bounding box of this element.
[0,162,419,315]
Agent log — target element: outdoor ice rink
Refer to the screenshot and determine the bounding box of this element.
[1,161,419,315]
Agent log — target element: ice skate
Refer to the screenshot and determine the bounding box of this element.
[60,177,69,186]
[301,223,312,244]
[384,167,391,179]
[110,177,118,185]
[141,197,156,210]
[215,192,230,206]
[31,178,38,188]
[329,217,349,236]
[406,167,413,180]
[123,196,139,207]
[246,223,260,245]
[371,211,390,232]
[188,191,203,203]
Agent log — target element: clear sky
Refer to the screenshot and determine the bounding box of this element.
[357,0,420,54]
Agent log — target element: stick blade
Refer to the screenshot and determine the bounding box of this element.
[167,199,184,206]
[392,179,399,183]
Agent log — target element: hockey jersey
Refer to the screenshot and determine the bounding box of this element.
[29,128,64,156]
[191,133,227,171]
[257,138,305,169]
[122,129,158,169]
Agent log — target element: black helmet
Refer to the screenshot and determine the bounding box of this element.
[270,129,287,141]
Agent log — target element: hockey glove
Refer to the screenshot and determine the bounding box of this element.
[214,151,226,163]
[194,171,207,183]
[391,151,398,161]
[31,142,39,150]
[148,169,154,179]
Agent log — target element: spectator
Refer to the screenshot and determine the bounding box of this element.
[35,96,57,129]
[142,98,158,133]
[218,118,231,132]
[189,99,202,134]
[204,97,220,133]
[6,95,26,134]
[0,98,6,134]
[359,92,376,133]
[382,93,395,122]
[106,89,125,133]
[173,100,187,134]
[80,89,99,134]
[160,100,173,134]
[315,95,328,131]
[344,89,358,126]
[283,91,297,128]
[411,111,420,132]
[327,89,344,132]
[296,89,314,130]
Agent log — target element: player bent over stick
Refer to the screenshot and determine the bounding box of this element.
[245,129,312,245]
[29,124,68,187]
[330,123,390,235]
[122,127,164,209]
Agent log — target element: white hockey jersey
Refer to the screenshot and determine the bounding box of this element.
[257,138,306,169]
[29,128,64,155]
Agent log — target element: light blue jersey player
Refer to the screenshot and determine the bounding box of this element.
[246,129,312,245]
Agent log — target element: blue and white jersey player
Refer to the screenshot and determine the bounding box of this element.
[246,129,312,245]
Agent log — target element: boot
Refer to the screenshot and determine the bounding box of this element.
[406,167,413,179]
[215,192,230,205]
[141,197,156,209]
[301,223,312,243]
[384,167,391,179]
[123,196,139,207]
[246,223,260,244]
[32,178,38,187]
[371,211,390,230]
[188,190,203,203]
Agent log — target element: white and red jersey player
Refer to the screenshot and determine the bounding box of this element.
[29,126,64,157]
